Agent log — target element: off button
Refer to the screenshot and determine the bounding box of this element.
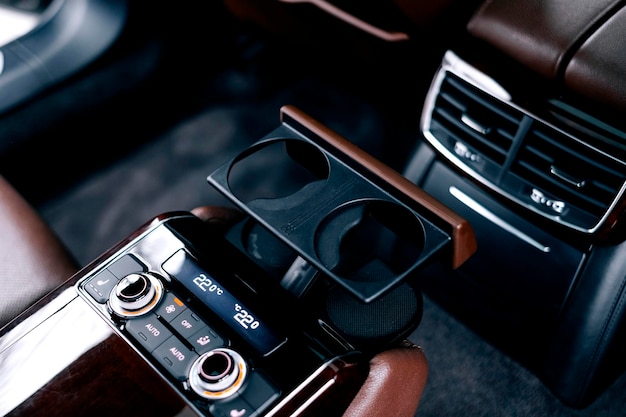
[170,309,207,339]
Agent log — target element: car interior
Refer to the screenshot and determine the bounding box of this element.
[0,1,625,416]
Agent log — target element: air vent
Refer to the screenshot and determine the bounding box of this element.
[421,51,626,233]
[429,74,523,168]
[548,99,626,163]
[512,122,626,220]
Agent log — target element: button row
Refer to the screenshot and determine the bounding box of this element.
[126,290,279,416]
[126,291,225,380]
[82,253,280,414]
[157,292,226,354]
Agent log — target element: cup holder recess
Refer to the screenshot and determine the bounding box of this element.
[226,138,330,207]
[315,199,425,283]
[207,109,454,303]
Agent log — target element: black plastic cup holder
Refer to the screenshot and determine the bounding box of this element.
[226,139,330,206]
[314,199,425,282]
[208,112,451,303]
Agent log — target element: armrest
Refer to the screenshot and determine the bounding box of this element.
[343,343,428,417]
[466,0,623,79]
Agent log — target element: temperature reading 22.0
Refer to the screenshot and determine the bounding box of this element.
[163,249,285,355]
[192,274,224,295]
[234,304,259,330]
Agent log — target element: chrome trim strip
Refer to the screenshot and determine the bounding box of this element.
[420,50,626,234]
[449,186,551,253]
[0,50,3,75]
[291,379,336,416]
[264,356,342,417]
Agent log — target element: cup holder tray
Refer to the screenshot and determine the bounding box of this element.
[207,105,476,303]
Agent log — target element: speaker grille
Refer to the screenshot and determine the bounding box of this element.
[325,283,421,348]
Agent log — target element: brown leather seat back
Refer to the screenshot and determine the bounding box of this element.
[0,176,78,328]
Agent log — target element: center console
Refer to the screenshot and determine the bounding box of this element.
[76,211,365,417]
[0,106,475,416]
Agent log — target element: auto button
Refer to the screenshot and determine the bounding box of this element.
[125,314,174,352]
[153,335,198,381]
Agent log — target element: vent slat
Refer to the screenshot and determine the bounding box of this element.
[549,99,626,162]
[434,108,509,161]
[431,74,521,166]
[446,77,522,126]
[516,160,607,211]
[513,124,626,217]
[535,130,625,178]
[524,141,621,194]
[439,91,465,113]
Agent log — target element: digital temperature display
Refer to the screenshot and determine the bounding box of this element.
[162,249,285,356]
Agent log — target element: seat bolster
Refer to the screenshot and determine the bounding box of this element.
[0,176,78,327]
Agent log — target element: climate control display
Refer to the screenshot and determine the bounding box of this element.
[162,249,286,356]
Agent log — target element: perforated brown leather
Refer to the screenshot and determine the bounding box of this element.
[565,7,626,113]
[467,0,623,79]
[0,176,78,328]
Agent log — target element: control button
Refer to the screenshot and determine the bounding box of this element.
[209,396,255,417]
[241,371,280,412]
[108,272,164,317]
[84,269,118,303]
[108,254,146,278]
[170,309,206,339]
[126,314,173,352]
[117,273,151,303]
[153,335,198,381]
[189,326,225,354]
[156,292,188,321]
[189,348,248,400]
[199,349,234,384]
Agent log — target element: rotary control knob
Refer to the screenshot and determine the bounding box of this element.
[108,272,164,317]
[189,348,248,399]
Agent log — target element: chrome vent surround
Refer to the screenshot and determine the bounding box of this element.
[421,51,626,234]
